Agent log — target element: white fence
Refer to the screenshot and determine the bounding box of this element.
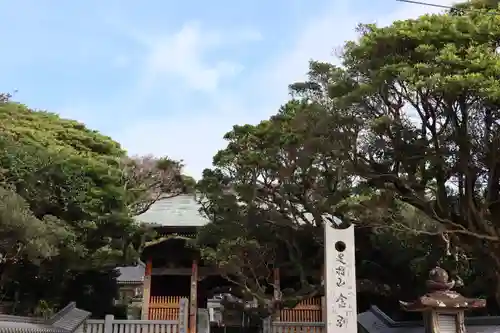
[85,313,325,333]
[263,318,325,333]
[85,315,180,333]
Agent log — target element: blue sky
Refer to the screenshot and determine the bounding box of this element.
[0,0,453,178]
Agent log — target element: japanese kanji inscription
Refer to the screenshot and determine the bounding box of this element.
[324,218,357,333]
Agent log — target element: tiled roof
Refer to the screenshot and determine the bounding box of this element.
[135,195,209,227]
[49,304,90,331]
[116,261,145,284]
[0,303,90,333]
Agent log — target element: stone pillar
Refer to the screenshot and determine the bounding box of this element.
[141,258,152,319]
[324,218,357,333]
[400,267,486,333]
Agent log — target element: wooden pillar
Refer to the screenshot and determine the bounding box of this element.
[189,260,198,333]
[141,258,152,319]
[273,267,281,321]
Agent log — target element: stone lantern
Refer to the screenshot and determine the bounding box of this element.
[399,267,486,333]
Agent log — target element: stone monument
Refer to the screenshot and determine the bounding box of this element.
[400,267,486,333]
[324,216,357,333]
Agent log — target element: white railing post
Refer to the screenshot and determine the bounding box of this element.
[104,314,114,333]
[262,317,271,333]
[179,298,189,333]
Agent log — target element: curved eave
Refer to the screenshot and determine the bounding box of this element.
[144,235,194,248]
[399,298,487,312]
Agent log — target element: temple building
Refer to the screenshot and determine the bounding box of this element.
[116,194,323,330]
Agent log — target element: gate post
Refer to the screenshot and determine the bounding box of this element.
[104,314,114,333]
[189,260,198,333]
[262,317,271,333]
[141,258,152,319]
[179,298,189,333]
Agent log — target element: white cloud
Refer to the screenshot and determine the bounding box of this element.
[132,22,256,94]
[117,0,459,179]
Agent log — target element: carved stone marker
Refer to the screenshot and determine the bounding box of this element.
[400,267,486,333]
[324,217,357,333]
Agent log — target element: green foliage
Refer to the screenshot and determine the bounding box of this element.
[0,134,131,267]
[197,2,500,316]
[289,2,500,311]
[0,186,74,264]
[0,98,186,315]
[33,300,55,319]
[0,101,124,158]
[197,101,366,316]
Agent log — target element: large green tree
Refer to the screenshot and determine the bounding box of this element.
[195,101,448,317]
[197,0,500,317]
[196,101,343,316]
[0,98,187,315]
[289,0,500,309]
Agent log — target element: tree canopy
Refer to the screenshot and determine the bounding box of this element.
[196,0,500,317]
[0,98,189,316]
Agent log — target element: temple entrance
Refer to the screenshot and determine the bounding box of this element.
[149,275,190,320]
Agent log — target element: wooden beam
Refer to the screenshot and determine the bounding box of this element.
[151,267,218,276]
[189,260,198,333]
[141,258,153,319]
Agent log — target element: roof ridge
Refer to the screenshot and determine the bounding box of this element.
[50,304,90,332]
